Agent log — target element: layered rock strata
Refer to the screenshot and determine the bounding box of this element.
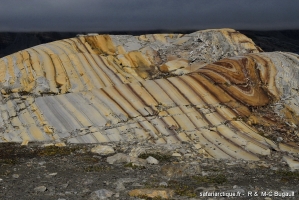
[0,28,298,160]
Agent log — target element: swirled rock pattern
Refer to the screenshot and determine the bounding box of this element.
[1,28,299,160]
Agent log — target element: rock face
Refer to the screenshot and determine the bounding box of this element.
[0,28,299,160]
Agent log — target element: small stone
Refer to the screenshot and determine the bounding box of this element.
[257,161,270,168]
[42,143,54,147]
[184,153,193,158]
[83,179,94,185]
[226,162,237,166]
[128,157,147,166]
[55,142,66,147]
[12,174,19,179]
[161,163,201,178]
[270,166,278,171]
[115,182,126,191]
[0,178,3,181]
[159,182,168,187]
[61,183,68,188]
[248,163,257,169]
[115,178,138,192]
[89,189,113,200]
[65,191,74,195]
[21,140,29,146]
[49,173,57,176]
[283,156,299,171]
[172,152,181,157]
[202,171,209,176]
[38,161,46,166]
[179,149,187,154]
[107,153,128,164]
[128,189,174,199]
[146,156,159,165]
[114,193,119,198]
[91,145,115,155]
[277,137,283,142]
[132,182,143,187]
[129,147,146,157]
[34,186,47,192]
[82,189,91,193]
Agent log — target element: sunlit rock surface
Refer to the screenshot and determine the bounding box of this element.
[1,28,299,160]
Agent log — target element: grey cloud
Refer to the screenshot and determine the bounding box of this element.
[0,0,298,32]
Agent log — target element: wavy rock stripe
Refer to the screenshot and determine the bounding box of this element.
[1,29,299,160]
[0,29,260,96]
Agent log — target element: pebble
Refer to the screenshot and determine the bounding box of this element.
[61,183,68,188]
[283,156,299,171]
[128,157,147,166]
[146,156,159,165]
[38,161,46,166]
[257,161,270,168]
[277,137,283,142]
[159,182,168,187]
[161,163,201,178]
[91,145,115,155]
[55,142,66,147]
[179,149,187,154]
[184,153,193,158]
[115,178,138,192]
[21,140,29,146]
[132,182,143,187]
[12,174,19,179]
[115,182,126,191]
[172,152,182,157]
[89,189,113,200]
[106,153,128,164]
[42,143,54,147]
[65,191,74,195]
[34,186,47,192]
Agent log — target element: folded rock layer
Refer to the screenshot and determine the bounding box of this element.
[1,28,299,160]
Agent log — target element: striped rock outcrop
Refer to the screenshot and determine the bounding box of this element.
[1,28,299,160]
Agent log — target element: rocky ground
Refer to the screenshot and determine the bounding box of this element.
[0,142,298,200]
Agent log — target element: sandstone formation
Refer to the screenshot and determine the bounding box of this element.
[1,28,299,160]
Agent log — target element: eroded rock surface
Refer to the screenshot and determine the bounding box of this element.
[0,28,299,161]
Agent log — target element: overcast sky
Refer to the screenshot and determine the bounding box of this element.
[0,0,298,32]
